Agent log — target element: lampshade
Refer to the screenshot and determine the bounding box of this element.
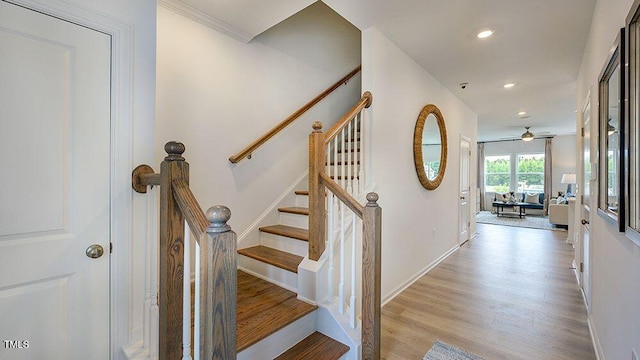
[561,173,576,184]
[521,127,534,141]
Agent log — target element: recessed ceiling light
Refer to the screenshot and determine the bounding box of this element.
[504,82,516,89]
[477,30,494,39]
[518,111,527,116]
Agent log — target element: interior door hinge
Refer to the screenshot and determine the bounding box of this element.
[580,262,584,273]
[110,242,113,254]
[581,127,585,137]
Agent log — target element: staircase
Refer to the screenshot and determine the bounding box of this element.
[237,188,350,359]
[130,91,379,360]
[235,121,364,359]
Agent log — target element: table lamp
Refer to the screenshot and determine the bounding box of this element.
[561,173,576,197]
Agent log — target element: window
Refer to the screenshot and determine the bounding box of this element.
[517,153,544,193]
[485,155,510,193]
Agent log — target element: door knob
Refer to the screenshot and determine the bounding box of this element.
[581,219,590,225]
[460,196,465,200]
[86,244,104,259]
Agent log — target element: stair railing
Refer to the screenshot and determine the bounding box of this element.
[133,141,237,360]
[308,92,382,360]
[229,65,362,164]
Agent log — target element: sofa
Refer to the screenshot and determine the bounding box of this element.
[490,192,545,212]
[548,198,569,226]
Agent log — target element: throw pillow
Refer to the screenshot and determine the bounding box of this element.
[495,193,506,202]
[525,193,539,204]
[556,196,567,204]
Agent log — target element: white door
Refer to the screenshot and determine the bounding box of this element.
[579,94,593,309]
[459,136,471,244]
[0,2,111,359]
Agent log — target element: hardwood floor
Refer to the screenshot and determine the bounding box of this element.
[381,223,595,360]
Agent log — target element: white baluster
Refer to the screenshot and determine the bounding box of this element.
[327,190,335,302]
[340,131,346,190]
[194,237,200,360]
[358,113,365,195]
[339,201,346,314]
[149,186,159,357]
[349,209,357,329]
[346,121,353,194]
[182,222,193,360]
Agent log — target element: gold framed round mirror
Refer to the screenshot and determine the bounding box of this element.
[413,104,447,190]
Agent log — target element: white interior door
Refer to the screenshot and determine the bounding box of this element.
[579,94,593,309]
[459,136,471,244]
[0,2,111,359]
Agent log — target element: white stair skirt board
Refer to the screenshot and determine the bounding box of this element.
[237,311,317,360]
[316,306,360,360]
[259,231,308,258]
[278,211,309,229]
[238,256,299,293]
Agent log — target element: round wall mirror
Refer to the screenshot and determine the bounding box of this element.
[413,104,447,190]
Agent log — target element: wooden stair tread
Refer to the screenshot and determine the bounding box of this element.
[295,190,308,196]
[238,245,303,273]
[259,224,309,241]
[274,332,350,360]
[278,206,309,216]
[236,271,317,351]
[330,175,359,180]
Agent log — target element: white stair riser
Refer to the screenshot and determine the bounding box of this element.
[295,194,309,208]
[260,231,308,257]
[278,212,309,229]
[237,311,316,360]
[238,256,298,293]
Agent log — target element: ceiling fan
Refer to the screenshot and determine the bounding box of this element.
[496,126,553,142]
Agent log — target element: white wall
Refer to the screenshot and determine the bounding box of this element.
[552,134,577,196]
[362,28,478,302]
[576,0,640,359]
[156,2,361,235]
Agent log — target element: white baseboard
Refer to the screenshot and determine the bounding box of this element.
[588,313,604,360]
[381,244,460,306]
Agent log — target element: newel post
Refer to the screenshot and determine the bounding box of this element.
[200,205,237,360]
[159,141,188,360]
[309,121,326,261]
[362,192,381,360]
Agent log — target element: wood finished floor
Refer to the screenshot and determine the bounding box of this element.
[381,223,595,360]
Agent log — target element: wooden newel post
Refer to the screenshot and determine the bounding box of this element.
[362,192,381,360]
[159,141,188,360]
[200,205,237,360]
[309,121,326,261]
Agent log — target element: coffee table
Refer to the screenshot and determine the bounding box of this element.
[492,201,527,218]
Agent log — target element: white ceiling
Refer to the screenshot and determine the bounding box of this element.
[171,0,597,142]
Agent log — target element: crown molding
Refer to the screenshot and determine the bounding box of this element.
[159,0,253,43]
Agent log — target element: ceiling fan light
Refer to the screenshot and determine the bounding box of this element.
[521,127,534,141]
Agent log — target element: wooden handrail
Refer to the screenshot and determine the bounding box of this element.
[133,141,237,360]
[308,93,380,359]
[173,179,208,239]
[319,172,363,217]
[324,91,372,145]
[229,65,362,164]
